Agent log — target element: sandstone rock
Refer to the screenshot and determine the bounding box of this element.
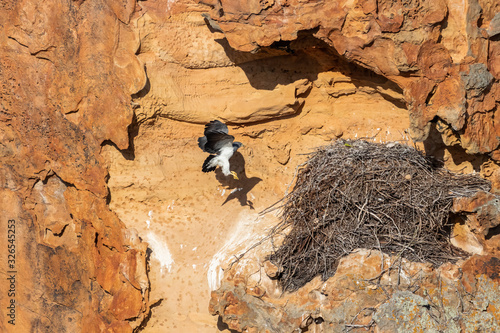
[486,13,500,37]
[451,191,500,256]
[211,249,500,332]
[376,0,404,33]
[3,0,500,331]
[263,260,280,278]
[429,77,466,131]
[0,0,150,331]
[461,63,494,97]
[200,0,500,183]
[372,291,443,332]
[451,223,484,255]
[417,41,452,82]
[453,191,500,235]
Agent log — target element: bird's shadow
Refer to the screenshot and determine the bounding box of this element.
[215,151,262,209]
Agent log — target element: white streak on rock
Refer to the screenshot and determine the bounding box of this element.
[207,213,260,291]
[146,232,174,274]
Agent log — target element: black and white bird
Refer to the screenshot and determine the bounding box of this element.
[198,120,243,180]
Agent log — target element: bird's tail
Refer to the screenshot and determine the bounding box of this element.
[202,155,217,173]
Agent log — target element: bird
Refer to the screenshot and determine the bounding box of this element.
[198,120,242,180]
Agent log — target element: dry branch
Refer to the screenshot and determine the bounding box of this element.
[267,140,490,291]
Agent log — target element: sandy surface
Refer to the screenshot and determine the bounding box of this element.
[102,85,412,332]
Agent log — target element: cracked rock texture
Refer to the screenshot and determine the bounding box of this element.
[210,250,500,332]
[0,0,149,332]
[204,0,500,159]
[1,0,500,332]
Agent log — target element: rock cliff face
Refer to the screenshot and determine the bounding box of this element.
[210,250,500,332]
[0,0,149,331]
[203,0,500,157]
[1,0,500,332]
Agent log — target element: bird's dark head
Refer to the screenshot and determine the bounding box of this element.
[232,142,243,152]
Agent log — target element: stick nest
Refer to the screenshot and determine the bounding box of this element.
[267,140,490,292]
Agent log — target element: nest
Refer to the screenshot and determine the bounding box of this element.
[267,140,490,292]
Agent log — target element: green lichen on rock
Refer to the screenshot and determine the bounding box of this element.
[373,291,449,333]
[373,276,500,332]
[462,275,500,332]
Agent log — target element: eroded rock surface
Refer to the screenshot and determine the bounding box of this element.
[1,0,500,332]
[210,250,500,332]
[105,1,413,330]
[0,0,149,331]
[196,0,500,331]
[202,0,500,183]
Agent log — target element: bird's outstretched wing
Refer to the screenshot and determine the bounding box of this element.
[204,132,234,154]
[198,120,234,154]
[204,120,228,135]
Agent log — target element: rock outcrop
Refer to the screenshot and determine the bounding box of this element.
[197,0,500,331]
[0,0,149,331]
[1,0,500,332]
[210,250,500,332]
[203,0,499,143]
[201,0,500,186]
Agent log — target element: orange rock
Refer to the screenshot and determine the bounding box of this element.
[4,0,500,331]
[451,223,484,255]
[417,41,452,82]
[461,255,500,291]
[376,0,404,33]
[263,260,280,278]
[0,0,150,331]
[211,249,500,332]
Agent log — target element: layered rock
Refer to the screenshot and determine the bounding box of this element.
[202,0,500,184]
[108,1,414,329]
[210,249,500,332]
[1,0,500,331]
[0,0,149,331]
[197,0,500,331]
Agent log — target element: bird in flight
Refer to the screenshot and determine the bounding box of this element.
[198,120,242,180]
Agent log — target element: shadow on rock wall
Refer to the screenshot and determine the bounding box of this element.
[215,152,262,209]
